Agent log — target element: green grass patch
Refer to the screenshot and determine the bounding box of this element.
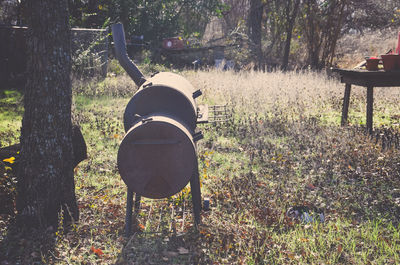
[0,89,23,146]
[1,71,400,264]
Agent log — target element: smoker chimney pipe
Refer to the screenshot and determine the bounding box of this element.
[111,23,146,87]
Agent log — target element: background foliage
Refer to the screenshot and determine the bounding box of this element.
[2,0,400,69]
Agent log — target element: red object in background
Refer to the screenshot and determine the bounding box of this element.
[381,54,400,71]
[162,37,184,50]
[397,31,400,54]
[366,58,380,71]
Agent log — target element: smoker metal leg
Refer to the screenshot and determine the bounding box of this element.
[134,193,141,215]
[125,188,134,237]
[190,171,202,225]
[341,83,351,126]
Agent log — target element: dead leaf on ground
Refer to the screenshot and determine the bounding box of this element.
[177,247,189,255]
[337,244,343,253]
[163,250,178,257]
[90,246,104,257]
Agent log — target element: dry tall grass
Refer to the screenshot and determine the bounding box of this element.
[186,69,400,126]
[188,70,342,112]
[2,68,400,264]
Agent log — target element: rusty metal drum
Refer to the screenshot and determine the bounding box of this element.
[117,115,197,199]
[123,72,201,133]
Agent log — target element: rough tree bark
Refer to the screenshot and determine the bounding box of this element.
[16,0,78,229]
[281,0,301,71]
[249,0,264,70]
[301,0,348,69]
[304,0,322,68]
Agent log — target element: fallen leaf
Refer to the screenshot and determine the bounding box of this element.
[337,244,343,253]
[163,250,178,257]
[287,252,295,260]
[90,246,104,257]
[138,223,145,230]
[177,247,189,255]
[3,157,15,164]
[306,183,316,190]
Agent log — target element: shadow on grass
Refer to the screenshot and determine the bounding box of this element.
[116,229,205,265]
[114,203,215,265]
[0,217,59,264]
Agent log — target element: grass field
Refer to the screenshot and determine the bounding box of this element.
[1,68,400,264]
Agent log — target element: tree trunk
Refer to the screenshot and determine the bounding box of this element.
[249,0,263,70]
[305,0,322,69]
[281,0,301,71]
[16,0,78,229]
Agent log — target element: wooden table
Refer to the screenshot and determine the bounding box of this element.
[333,69,400,133]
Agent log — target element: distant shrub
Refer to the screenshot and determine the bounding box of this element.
[71,29,109,80]
[107,59,125,76]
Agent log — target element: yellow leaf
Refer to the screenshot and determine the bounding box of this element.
[3,157,15,164]
[287,252,295,260]
[4,166,12,171]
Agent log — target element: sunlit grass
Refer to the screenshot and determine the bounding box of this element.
[0,90,23,146]
[1,68,400,264]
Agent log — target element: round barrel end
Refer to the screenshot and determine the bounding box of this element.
[117,116,197,199]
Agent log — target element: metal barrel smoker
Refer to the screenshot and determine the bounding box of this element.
[112,23,208,236]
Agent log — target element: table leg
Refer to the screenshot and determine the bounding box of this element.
[366,86,374,134]
[341,83,351,126]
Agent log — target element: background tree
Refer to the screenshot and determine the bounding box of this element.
[248,0,265,69]
[17,0,78,229]
[67,0,224,47]
[222,0,249,31]
[298,0,347,69]
[344,0,400,33]
[281,0,301,71]
[3,0,400,71]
